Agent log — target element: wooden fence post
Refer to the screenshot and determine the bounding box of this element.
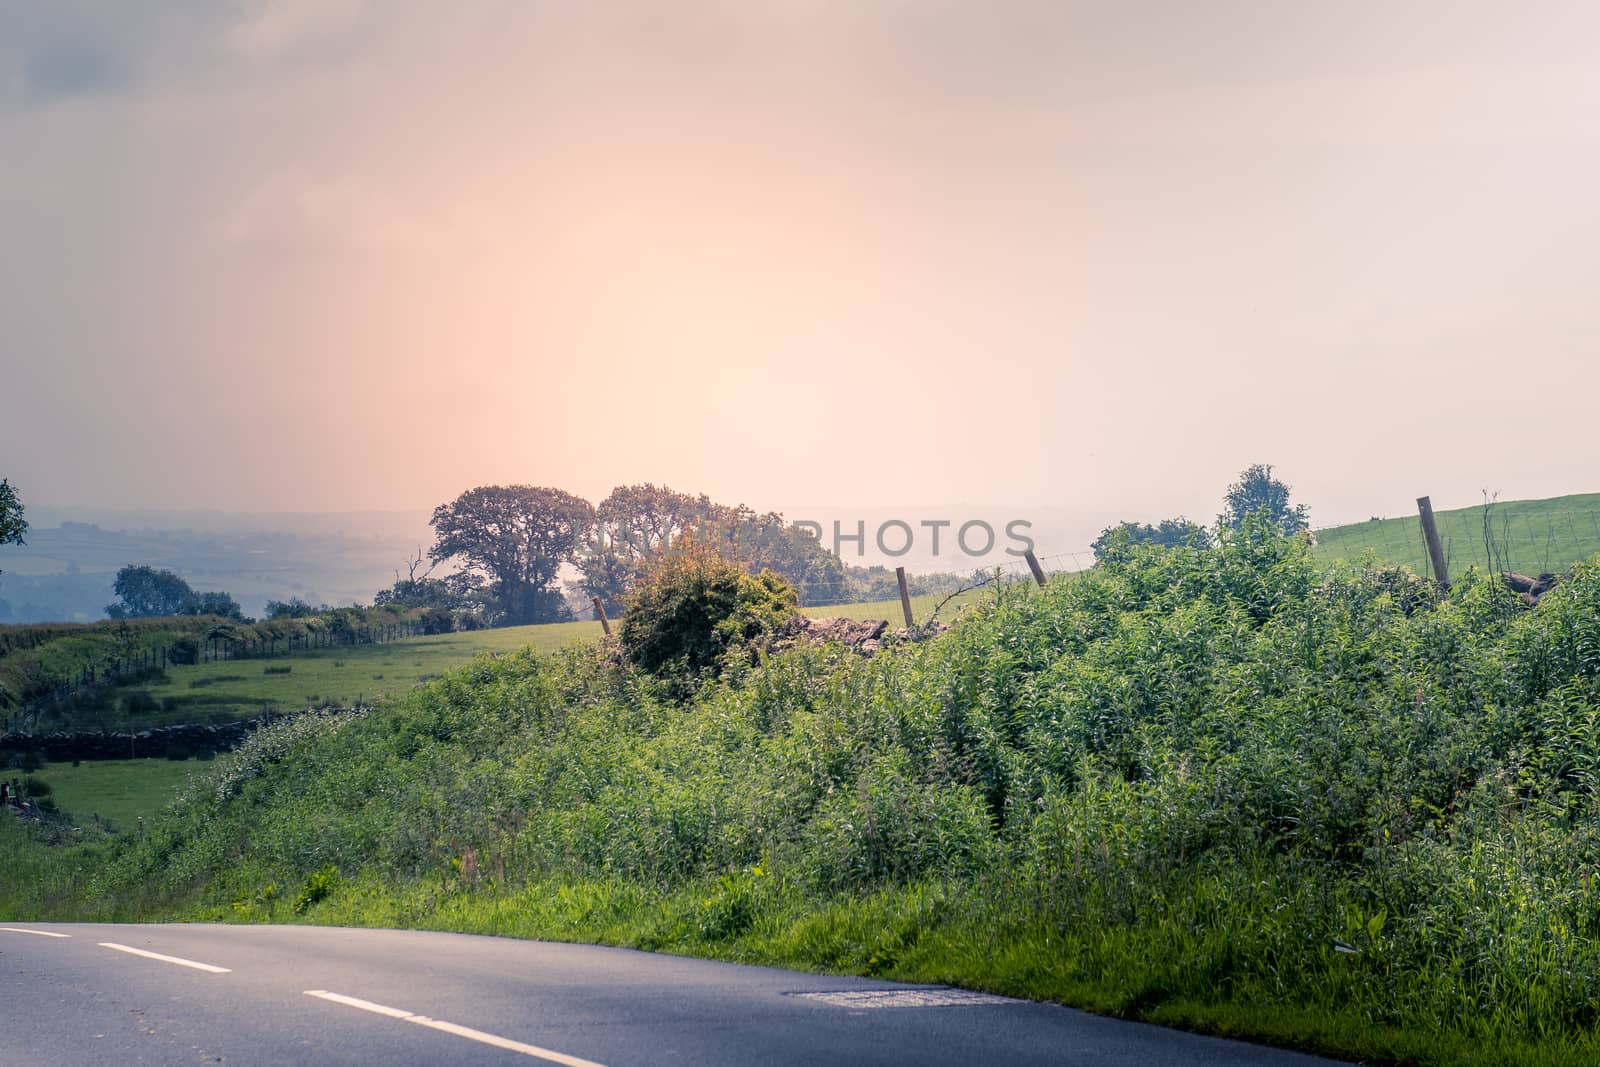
[1417,496,1450,588]
[895,566,915,629]
[591,597,612,636]
[1023,550,1047,587]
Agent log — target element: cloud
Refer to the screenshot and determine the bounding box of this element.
[0,1,382,110]
[0,1,234,108]
[227,0,372,61]
[17,35,129,101]
[0,5,137,105]
[219,168,461,252]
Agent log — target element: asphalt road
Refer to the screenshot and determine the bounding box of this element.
[0,923,1349,1065]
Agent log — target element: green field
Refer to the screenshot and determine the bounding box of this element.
[1314,491,1600,577]
[7,595,956,830]
[40,597,947,731]
[9,756,205,829]
[131,598,953,713]
[106,620,607,725]
[131,596,959,718]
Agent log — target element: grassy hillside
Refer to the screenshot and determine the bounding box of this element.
[11,522,1600,1064]
[1315,492,1600,577]
[85,620,608,728]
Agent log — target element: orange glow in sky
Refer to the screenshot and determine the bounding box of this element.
[3,2,1598,527]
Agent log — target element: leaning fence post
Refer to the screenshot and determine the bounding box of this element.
[591,596,612,636]
[895,566,915,629]
[1417,496,1451,588]
[1023,549,1047,587]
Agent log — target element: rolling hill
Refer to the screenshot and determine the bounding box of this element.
[1313,491,1600,578]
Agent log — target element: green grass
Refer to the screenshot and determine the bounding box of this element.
[1315,491,1600,577]
[132,606,948,721]
[13,756,205,830]
[52,602,955,731]
[56,621,606,729]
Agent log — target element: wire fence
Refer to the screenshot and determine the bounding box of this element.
[748,551,1092,627]
[780,500,1600,625]
[774,551,1094,613]
[1310,505,1600,582]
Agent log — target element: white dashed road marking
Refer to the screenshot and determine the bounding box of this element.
[303,990,415,1019]
[0,927,71,938]
[788,988,1017,1008]
[97,942,232,973]
[305,990,607,1067]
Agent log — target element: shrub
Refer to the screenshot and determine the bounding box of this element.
[211,708,358,802]
[293,864,341,914]
[419,607,455,636]
[166,638,200,666]
[618,540,799,693]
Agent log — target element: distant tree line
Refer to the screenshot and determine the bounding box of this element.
[1092,463,1311,562]
[379,483,964,629]
[12,466,1319,636]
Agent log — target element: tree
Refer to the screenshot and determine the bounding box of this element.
[1091,518,1211,561]
[1220,463,1309,535]
[596,484,705,557]
[578,484,706,613]
[0,478,25,580]
[107,564,244,620]
[107,565,197,618]
[265,597,320,620]
[190,590,246,622]
[373,547,478,612]
[702,503,850,605]
[578,484,852,611]
[430,485,595,626]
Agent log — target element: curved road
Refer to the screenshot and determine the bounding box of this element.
[1,923,1347,1065]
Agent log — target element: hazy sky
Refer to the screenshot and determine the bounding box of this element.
[3,0,1598,533]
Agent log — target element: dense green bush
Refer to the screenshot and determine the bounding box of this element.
[18,516,1600,1063]
[618,540,799,692]
[419,607,455,635]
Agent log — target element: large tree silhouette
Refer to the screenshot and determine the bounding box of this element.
[430,485,594,625]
